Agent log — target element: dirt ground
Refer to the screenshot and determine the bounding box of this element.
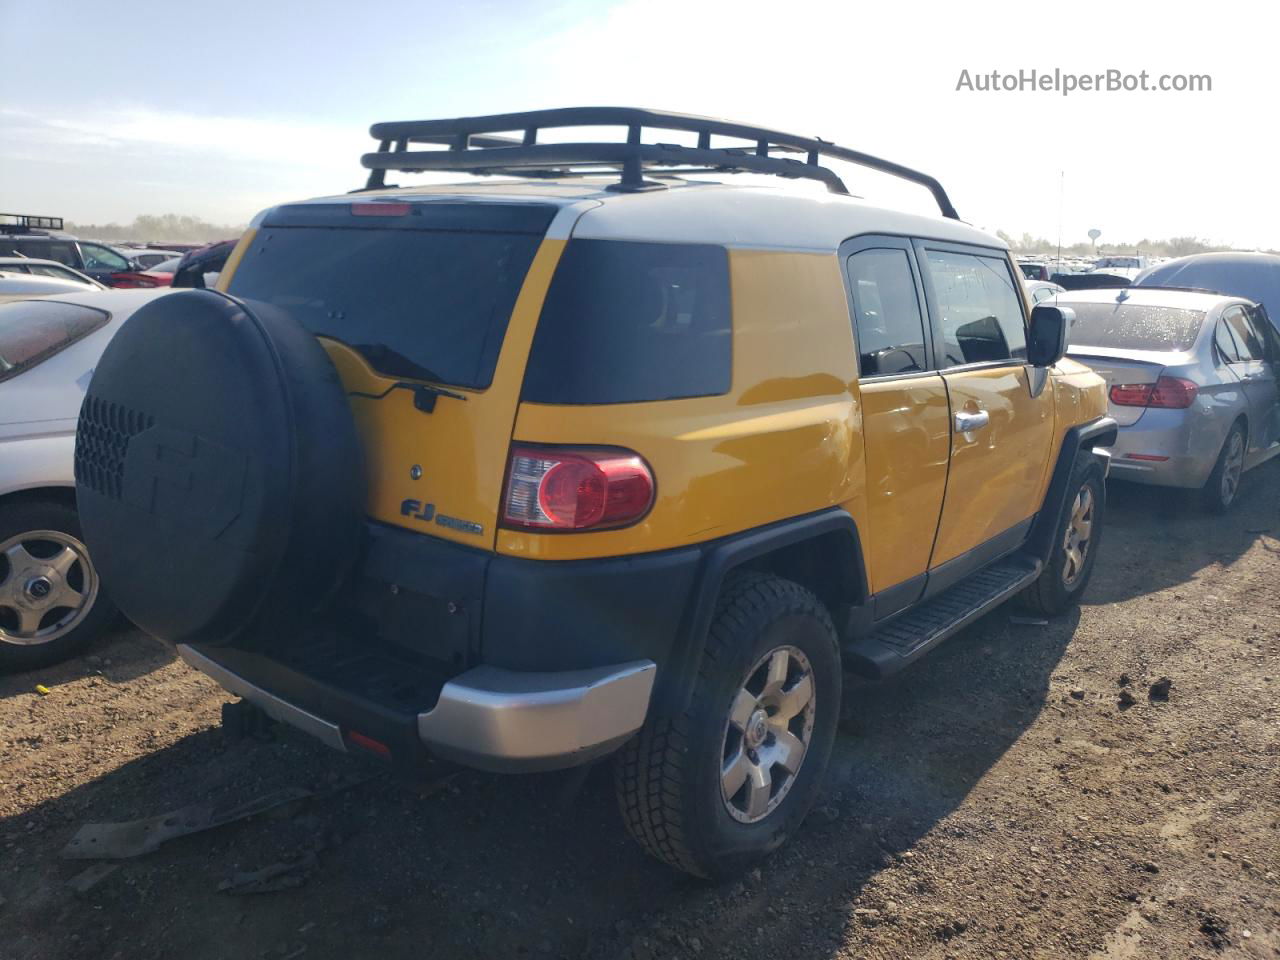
[2,462,1278,960]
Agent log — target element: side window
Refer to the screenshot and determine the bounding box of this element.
[2,240,79,267]
[1031,286,1055,304]
[79,243,130,272]
[523,240,731,404]
[925,250,1028,366]
[25,263,72,280]
[846,248,927,376]
[1223,306,1264,361]
[1214,319,1242,362]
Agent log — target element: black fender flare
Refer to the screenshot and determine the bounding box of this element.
[656,507,866,713]
[1026,416,1117,565]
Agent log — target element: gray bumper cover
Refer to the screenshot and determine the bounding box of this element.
[178,644,655,772]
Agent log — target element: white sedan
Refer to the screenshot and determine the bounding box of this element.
[0,257,104,304]
[0,288,168,670]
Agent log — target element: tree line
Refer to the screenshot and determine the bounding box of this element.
[63,214,245,244]
[994,231,1279,258]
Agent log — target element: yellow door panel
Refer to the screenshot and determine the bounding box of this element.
[499,249,868,560]
[931,366,1054,566]
[859,376,951,593]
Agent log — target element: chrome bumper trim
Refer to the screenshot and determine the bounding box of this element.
[417,660,656,771]
[177,644,348,753]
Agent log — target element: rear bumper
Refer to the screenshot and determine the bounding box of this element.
[179,643,655,773]
[1102,407,1221,489]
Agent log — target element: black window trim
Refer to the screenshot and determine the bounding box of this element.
[1220,303,1269,364]
[837,233,937,383]
[0,300,111,384]
[913,238,1031,375]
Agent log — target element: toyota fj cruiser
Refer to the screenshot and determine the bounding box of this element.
[74,108,1115,878]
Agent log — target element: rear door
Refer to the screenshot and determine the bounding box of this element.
[222,200,565,549]
[1219,304,1280,454]
[916,242,1055,570]
[843,236,950,616]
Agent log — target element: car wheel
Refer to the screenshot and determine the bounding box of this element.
[1021,452,1105,617]
[1201,422,1246,514]
[615,571,841,878]
[0,500,116,672]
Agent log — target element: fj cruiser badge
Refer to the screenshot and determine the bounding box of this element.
[399,499,483,536]
[400,498,435,522]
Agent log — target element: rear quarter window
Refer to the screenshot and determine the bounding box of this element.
[0,300,109,382]
[522,240,731,404]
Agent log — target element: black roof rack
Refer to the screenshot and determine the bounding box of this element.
[361,107,960,220]
[0,213,64,234]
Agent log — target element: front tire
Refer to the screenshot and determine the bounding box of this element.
[615,572,841,878]
[1021,453,1105,616]
[0,500,116,672]
[1200,422,1246,514]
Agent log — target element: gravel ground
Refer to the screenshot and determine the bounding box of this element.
[2,462,1278,960]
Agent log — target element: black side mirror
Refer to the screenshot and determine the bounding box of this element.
[1028,304,1072,367]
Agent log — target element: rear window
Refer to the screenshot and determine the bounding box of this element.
[225,213,548,390]
[0,300,109,382]
[1065,302,1205,352]
[1,238,80,267]
[522,240,731,404]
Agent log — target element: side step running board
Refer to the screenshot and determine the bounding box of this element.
[844,554,1041,678]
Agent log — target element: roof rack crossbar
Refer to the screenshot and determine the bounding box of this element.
[0,213,64,233]
[360,107,959,219]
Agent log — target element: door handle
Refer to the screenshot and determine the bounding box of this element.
[954,409,990,433]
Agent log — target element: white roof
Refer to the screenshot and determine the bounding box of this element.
[277,178,1002,254]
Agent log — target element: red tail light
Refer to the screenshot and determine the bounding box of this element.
[503,446,655,531]
[1109,376,1198,409]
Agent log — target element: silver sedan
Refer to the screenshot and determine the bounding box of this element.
[1056,287,1280,511]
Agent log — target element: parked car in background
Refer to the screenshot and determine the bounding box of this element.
[1026,279,1065,304]
[1136,252,1280,337]
[0,288,169,670]
[171,238,237,288]
[1018,259,1050,281]
[1092,255,1147,282]
[1,215,167,288]
[114,247,183,269]
[1058,286,1280,511]
[0,258,104,303]
[1053,272,1131,292]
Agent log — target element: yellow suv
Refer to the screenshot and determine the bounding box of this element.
[74,108,1115,878]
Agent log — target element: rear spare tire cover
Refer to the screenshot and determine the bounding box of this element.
[74,290,364,647]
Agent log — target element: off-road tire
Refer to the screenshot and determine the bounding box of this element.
[1021,453,1105,617]
[614,571,841,879]
[1200,421,1247,514]
[0,500,117,672]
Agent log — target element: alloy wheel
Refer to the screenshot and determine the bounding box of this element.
[720,645,816,824]
[0,531,99,645]
[1061,485,1095,588]
[1221,431,1245,506]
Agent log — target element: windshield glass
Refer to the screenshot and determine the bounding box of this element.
[226,222,544,389]
[1064,301,1205,352]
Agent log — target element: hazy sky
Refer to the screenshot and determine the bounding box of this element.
[4,0,1277,248]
